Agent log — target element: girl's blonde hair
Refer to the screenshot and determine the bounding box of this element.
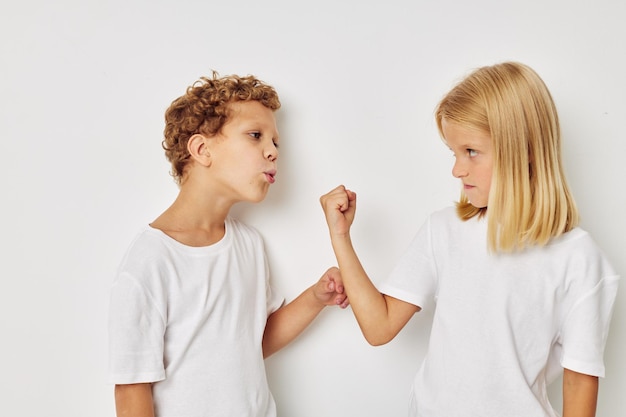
[435,62,579,252]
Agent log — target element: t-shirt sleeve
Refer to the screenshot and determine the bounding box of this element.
[266,282,285,316]
[108,272,166,384]
[377,216,438,311]
[560,273,620,378]
[264,253,285,316]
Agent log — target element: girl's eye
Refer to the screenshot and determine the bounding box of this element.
[467,149,478,157]
[272,140,279,149]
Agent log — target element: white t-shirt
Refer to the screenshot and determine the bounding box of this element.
[378,207,619,417]
[108,217,284,417]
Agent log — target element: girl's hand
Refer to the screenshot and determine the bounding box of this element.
[319,185,357,237]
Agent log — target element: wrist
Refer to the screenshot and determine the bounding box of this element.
[308,285,328,309]
[331,232,353,251]
[330,229,351,241]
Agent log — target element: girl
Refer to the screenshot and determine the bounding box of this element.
[320,62,619,417]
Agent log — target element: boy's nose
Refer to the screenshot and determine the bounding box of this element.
[266,146,278,161]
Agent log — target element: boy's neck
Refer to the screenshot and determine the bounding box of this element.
[150,188,231,247]
[153,222,226,248]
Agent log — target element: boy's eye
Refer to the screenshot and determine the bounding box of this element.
[273,140,279,149]
[249,132,261,139]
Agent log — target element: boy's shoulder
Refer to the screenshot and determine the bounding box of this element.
[118,226,174,265]
[226,216,265,245]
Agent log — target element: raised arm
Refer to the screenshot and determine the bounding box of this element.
[320,185,419,346]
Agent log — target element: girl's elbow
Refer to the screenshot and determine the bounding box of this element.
[366,337,391,347]
[363,329,395,346]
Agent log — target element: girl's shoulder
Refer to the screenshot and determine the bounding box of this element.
[547,227,595,252]
[545,227,618,278]
[428,206,461,225]
[427,205,485,236]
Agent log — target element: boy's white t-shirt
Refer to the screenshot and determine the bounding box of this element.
[108,217,284,417]
[378,207,619,417]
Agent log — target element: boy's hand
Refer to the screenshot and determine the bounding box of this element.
[319,185,357,237]
[314,267,349,309]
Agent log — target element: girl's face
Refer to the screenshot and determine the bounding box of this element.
[442,119,493,208]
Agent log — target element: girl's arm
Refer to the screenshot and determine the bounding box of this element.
[262,267,348,358]
[562,368,598,417]
[114,383,155,417]
[320,185,420,346]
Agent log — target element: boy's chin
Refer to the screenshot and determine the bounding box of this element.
[245,192,269,204]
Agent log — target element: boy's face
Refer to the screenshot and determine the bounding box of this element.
[442,118,493,208]
[208,100,280,204]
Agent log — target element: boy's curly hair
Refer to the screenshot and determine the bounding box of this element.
[162,71,281,184]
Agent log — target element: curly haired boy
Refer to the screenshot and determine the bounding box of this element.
[108,72,348,417]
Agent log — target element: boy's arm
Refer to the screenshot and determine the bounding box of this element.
[262,267,347,358]
[115,383,155,417]
[320,186,420,346]
[562,368,598,417]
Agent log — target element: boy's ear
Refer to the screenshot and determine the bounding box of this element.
[187,134,212,167]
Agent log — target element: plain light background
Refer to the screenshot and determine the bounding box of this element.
[1,0,623,416]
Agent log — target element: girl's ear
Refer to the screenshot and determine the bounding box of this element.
[187,134,212,167]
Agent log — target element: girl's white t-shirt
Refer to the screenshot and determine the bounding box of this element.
[379,207,619,417]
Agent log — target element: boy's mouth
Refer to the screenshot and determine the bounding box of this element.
[265,170,277,184]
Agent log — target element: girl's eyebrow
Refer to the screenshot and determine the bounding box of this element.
[449,142,478,150]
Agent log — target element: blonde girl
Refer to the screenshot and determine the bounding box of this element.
[320,62,619,417]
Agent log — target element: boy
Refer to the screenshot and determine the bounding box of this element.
[108,72,348,417]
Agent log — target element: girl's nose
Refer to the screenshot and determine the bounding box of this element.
[452,159,467,178]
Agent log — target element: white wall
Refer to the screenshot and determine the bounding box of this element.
[1,0,624,416]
